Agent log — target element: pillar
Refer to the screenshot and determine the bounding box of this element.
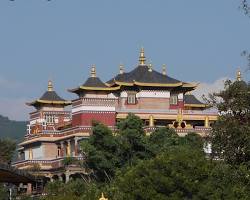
[65,172,70,183]
[205,116,210,128]
[149,115,154,127]
[60,141,64,157]
[29,149,33,160]
[27,183,32,195]
[74,138,78,156]
[67,140,71,157]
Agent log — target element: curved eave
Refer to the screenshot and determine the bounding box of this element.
[184,103,206,108]
[79,85,121,91]
[112,80,184,87]
[26,99,71,106]
[68,85,121,93]
[134,81,183,87]
[182,82,199,88]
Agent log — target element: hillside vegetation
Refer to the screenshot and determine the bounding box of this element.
[0,115,26,141]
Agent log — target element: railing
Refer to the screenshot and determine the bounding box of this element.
[117,108,218,115]
[144,126,211,134]
[13,156,85,167]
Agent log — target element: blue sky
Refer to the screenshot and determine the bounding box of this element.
[0,0,249,120]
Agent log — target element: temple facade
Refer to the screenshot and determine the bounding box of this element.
[13,48,218,181]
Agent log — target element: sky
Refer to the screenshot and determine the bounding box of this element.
[0,0,249,120]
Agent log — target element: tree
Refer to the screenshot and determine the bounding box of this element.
[116,113,151,166]
[111,146,208,200]
[209,80,250,166]
[81,122,120,182]
[0,138,16,164]
[0,184,8,200]
[110,146,250,200]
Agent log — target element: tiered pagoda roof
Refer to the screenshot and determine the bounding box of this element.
[69,65,121,94]
[106,48,197,90]
[70,48,198,94]
[26,80,71,107]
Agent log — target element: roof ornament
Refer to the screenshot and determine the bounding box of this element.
[162,64,166,75]
[148,63,153,72]
[91,65,96,78]
[119,63,124,74]
[48,80,53,91]
[139,47,146,65]
[236,69,242,81]
[99,193,108,200]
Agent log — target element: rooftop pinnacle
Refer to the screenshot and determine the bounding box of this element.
[48,80,53,91]
[91,65,96,78]
[236,69,242,81]
[139,47,146,65]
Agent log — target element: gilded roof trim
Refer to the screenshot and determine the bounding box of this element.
[79,85,121,91]
[184,103,206,108]
[134,81,183,87]
[27,99,71,106]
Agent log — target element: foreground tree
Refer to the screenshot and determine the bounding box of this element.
[81,122,120,182]
[0,138,16,164]
[110,146,250,200]
[209,79,250,166]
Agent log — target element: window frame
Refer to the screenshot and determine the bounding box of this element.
[170,94,178,105]
[127,92,137,105]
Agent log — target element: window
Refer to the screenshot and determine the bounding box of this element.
[170,95,178,105]
[127,93,136,104]
[45,114,55,123]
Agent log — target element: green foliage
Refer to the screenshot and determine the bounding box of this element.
[0,184,8,200]
[110,146,208,199]
[116,114,151,166]
[0,138,16,163]
[0,115,26,141]
[210,80,250,166]
[62,157,77,166]
[81,122,120,182]
[110,147,250,200]
[44,180,99,200]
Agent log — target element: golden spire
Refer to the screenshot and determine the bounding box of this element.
[119,63,124,74]
[99,193,108,200]
[236,69,242,81]
[148,63,153,72]
[139,47,146,65]
[162,64,166,75]
[91,65,96,78]
[48,80,53,91]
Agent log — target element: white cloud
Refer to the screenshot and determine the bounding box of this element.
[192,77,228,101]
[0,97,32,121]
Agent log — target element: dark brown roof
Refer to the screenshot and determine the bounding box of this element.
[69,76,120,94]
[83,77,109,88]
[184,94,205,107]
[27,81,71,107]
[107,65,181,86]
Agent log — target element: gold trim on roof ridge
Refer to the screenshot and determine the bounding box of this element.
[182,82,198,88]
[134,81,183,87]
[27,99,71,106]
[184,103,206,108]
[79,85,121,91]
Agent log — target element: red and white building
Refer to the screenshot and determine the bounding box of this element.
[13,48,217,180]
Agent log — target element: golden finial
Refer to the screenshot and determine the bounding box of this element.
[236,69,242,81]
[48,80,53,91]
[139,47,146,65]
[91,65,96,78]
[162,64,166,75]
[99,193,108,200]
[119,63,124,74]
[148,63,153,72]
